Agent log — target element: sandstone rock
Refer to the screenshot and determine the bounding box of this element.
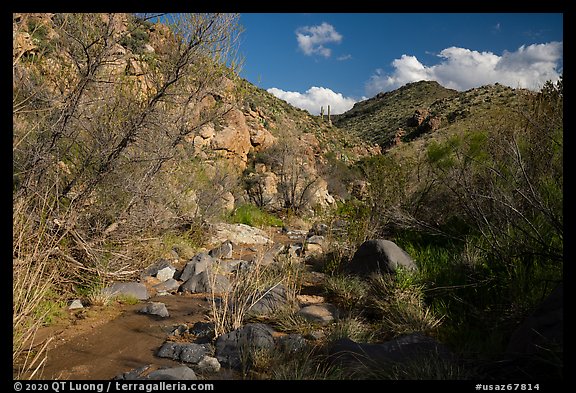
[407,108,430,127]
[297,303,339,325]
[249,127,277,151]
[422,115,441,132]
[199,123,215,139]
[210,108,252,167]
[210,223,272,245]
[347,239,417,276]
[68,299,84,310]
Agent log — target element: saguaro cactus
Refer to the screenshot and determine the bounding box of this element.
[327,105,332,126]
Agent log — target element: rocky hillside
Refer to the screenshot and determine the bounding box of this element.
[333,80,532,151]
[13,12,379,223]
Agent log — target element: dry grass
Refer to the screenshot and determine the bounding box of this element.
[208,248,304,337]
[12,193,63,379]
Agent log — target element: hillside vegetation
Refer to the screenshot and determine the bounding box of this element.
[13,13,562,380]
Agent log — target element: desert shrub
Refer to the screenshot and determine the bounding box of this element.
[229,204,283,228]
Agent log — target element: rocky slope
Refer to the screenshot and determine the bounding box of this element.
[333,80,532,151]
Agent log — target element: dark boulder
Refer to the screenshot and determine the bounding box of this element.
[215,323,276,370]
[346,239,417,276]
[328,333,453,368]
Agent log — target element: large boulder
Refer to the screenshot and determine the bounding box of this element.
[210,108,252,168]
[178,253,215,282]
[346,239,417,276]
[247,284,291,317]
[179,270,231,294]
[215,323,276,370]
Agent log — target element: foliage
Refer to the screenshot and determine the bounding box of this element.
[229,204,283,228]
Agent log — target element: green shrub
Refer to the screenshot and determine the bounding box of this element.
[229,204,283,228]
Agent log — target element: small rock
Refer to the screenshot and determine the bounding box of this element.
[256,243,286,266]
[306,235,325,246]
[278,334,307,354]
[170,324,188,337]
[215,323,276,369]
[210,223,272,245]
[288,244,303,258]
[297,303,339,325]
[113,365,151,380]
[296,294,326,306]
[153,278,180,293]
[190,321,215,341]
[248,284,290,317]
[157,342,211,364]
[197,356,221,373]
[179,253,215,282]
[68,299,84,310]
[156,266,175,282]
[209,240,233,259]
[139,302,169,318]
[141,259,175,279]
[146,366,197,380]
[304,243,323,256]
[304,330,325,341]
[102,282,149,300]
[308,223,328,236]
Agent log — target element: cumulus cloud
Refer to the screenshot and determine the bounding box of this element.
[337,54,353,61]
[267,86,356,115]
[296,22,342,58]
[365,41,563,95]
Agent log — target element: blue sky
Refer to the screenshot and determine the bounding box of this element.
[237,13,563,115]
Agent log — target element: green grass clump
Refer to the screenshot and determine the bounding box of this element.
[229,204,283,228]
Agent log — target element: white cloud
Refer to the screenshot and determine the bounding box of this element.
[337,54,352,61]
[267,86,356,115]
[296,22,342,58]
[365,42,563,96]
